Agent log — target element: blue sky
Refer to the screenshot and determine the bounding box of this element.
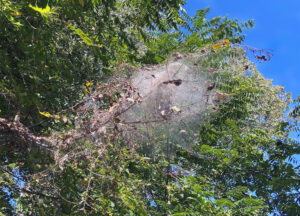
[185,0,300,100]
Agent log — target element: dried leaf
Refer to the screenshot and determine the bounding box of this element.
[215,92,228,99]
[126,98,135,103]
[160,110,167,120]
[207,83,215,91]
[113,118,121,123]
[170,106,182,113]
[172,52,183,60]
[109,103,118,112]
[62,116,68,123]
[163,79,182,86]
[97,126,106,134]
[179,130,187,134]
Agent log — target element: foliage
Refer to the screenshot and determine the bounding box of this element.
[0,0,185,127]
[0,1,299,216]
[139,8,254,64]
[289,95,300,137]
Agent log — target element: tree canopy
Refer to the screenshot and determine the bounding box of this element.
[0,1,299,215]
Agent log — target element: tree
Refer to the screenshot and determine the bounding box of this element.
[0,1,299,215]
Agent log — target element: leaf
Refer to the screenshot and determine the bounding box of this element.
[215,92,229,99]
[85,81,93,87]
[114,118,121,123]
[160,110,167,120]
[212,43,222,50]
[62,116,68,123]
[170,106,182,113]
[10,11,22,17]
[29,4,55,17]
[39,111,52,118]
[68,24,103,47]
[8,163,16,168]
[163,79,182,86]
[79,0,85,7]
[109,103,118,112]
[126,98,135,103]
[179,129,187,134]
[222,39,230,47]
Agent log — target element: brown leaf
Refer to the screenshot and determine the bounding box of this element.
[207,83,215,91]
[163,79,182,86]
[113,118,121,123]
[126,98,135,103]
[255,55,268,61]
[215,92,228,99]
[160,110,168,120]
[208,68,216,73]
[179,130,187,134]
[170,106,182,113]
[243,65,249,70]
[172,52,183,60]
